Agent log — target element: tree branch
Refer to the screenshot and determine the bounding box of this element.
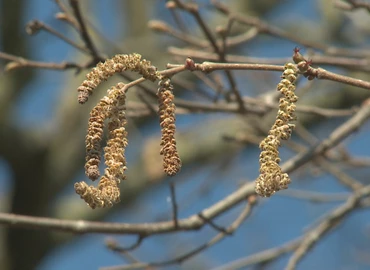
[286,185,370,270]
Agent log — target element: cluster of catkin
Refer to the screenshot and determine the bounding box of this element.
[75,54,181,208]
[255,63,299,197]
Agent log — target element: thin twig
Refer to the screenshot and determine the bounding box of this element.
[334,0,370,12]
[168,61,285,72]
[26,20,89,53]
[148,20,209,48]
[106,239,142,265]
[0,99,368,235]
[106,236,145,253]
[287,122,365,191]
[69,0,100,59]
[172,60,370,91]
[100,198,257,270]
[0,51,87,71]
[172,0,220,54]
[316,157,364,191]
[169,182,179,228]
[192,71,228,101]
[126,96,355,118]
[213,237,302,270]
[168,47,370,72]
[168,2,188,33]
[55,0,80,29]
[135,90,157,116]
[285,185,370,270]
[313,67,370,90]
[0,181,256,234]
[197,213,230,235]
[225,27,259,47]
[278,189,349,203]
[172,0,246,111]
[259,99,357,118]
[282,100,370,174]
[211,0,370,57]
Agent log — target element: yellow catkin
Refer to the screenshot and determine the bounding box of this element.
[77,53,158,104]
[255,63,298,197]
[75,83,128,208]
[157,77,181,176]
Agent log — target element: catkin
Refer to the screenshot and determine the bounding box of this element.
[255,63,298,197]
[157,77,181,176]
[75,53,185,208]
[74,177,120,209]
[77,53,158,104]
[75,83,128,208]
[104,82,128,182]
[84,96,110,180]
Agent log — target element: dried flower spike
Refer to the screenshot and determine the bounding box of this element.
[75,83,128,208]
[104,82,128,182]
[84,96,110,180]
[74,176,120,209]
[157,77,181,176]
[255,63,299,197]
[77,53,159,104]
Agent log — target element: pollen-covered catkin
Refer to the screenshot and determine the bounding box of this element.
[255,63,298,197]
[104,82,128,182]
[74,176,120,209]
[157,77,181,176]
[75,83,128,208]
[77,53,159,104]
[84,97,110,180]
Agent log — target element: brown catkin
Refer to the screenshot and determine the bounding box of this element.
[157,77,181,176]
[74,176,120,209]
[84,96,110,180]
[77,53,159,104]
[255,63,298,197]
[104,82,128,182]
[75,83,128,208]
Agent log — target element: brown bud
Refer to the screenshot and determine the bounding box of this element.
[292,47,306,64]
[25,20,42,35]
